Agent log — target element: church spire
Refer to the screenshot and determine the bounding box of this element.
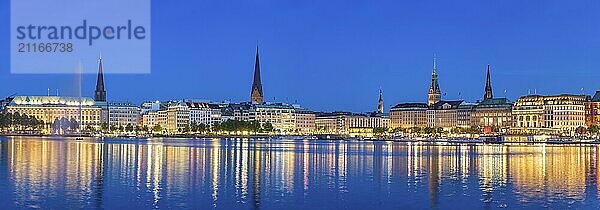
[427,54,441,105]
[377,88,384,113]
[484,64,493,100]
[94,56,106,102]
[250,46,264,104]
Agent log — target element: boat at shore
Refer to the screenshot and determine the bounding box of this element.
[447,138,483,143]
[546,138,573,144]
[545,138,596,144]
[481,136,504,144]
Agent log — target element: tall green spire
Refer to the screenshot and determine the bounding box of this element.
[428,54,441,105]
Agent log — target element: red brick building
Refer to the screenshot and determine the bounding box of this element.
[585,91,600,127]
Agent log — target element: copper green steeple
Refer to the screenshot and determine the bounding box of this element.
[427,54,441,105]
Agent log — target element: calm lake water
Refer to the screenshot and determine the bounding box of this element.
[0,136,599,209]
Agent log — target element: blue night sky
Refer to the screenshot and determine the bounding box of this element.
[0,0,599,112]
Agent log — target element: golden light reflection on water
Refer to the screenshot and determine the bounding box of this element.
[507,145,592,202]
[1,137,599,209]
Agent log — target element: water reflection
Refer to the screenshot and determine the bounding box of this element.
[0,137,599,209]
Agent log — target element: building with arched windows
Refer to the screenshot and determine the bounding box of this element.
[511,94,586,135]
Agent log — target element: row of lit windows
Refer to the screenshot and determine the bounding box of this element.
[517,115,538,121]
[518,122,538,127]
[547,106,584,111]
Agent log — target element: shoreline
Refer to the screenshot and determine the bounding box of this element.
[1,133,598,145]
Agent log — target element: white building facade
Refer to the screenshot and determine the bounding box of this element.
[108,102,141,128]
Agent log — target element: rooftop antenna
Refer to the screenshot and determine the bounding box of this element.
[56,89,59,96]
[433,52,438,74]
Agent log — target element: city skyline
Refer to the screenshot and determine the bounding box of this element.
[0,51,596,113]
[1,1,599,112]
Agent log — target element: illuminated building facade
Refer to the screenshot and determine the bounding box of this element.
[223,102,298,133]
[585,91,600,127]
[342,113,389,131]
[315,112,389,135]
[165,101,190,133]
[141,110,158,128]
[426,100,474,130]
[187,102,222,126]
[157,109,168,130]
[294,108,315,135]
[472,98,513,132]
[457,104,475,128]
[224,103,255,122]
[389,103,428,129]
[511,94,586,135]
[315,114,340,134]
[108,102,141,128]
[254,103,296,133]
[5,96,102,133]
[141,100,190,133]
[140,100,224,133]
[140,101,163,128]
